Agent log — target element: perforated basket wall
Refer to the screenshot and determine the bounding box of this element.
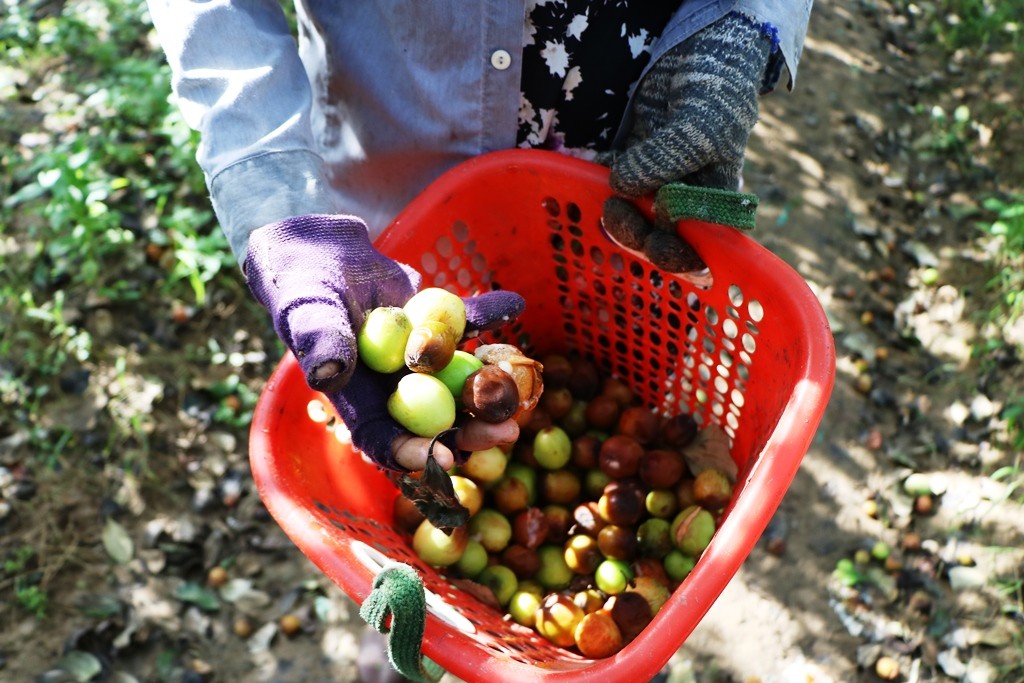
[250,150,835,683]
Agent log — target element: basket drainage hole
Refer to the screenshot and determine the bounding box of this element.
[351,541,477,634]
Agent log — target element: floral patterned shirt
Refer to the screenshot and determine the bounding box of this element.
[518,1,682,156]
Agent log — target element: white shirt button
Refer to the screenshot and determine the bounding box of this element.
[490,49,512,71]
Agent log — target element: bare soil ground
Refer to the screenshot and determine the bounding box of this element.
[2,2,1022,682]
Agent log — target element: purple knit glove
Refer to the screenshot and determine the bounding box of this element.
[245,214,421,393]
[245,214,525,470]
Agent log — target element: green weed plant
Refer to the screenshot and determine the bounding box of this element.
[1,0,237,464]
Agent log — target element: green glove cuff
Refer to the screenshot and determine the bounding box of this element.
[359,563,445,683]
[656,183,759,231]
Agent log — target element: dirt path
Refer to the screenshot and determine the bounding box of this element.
[688,4,1023,681]
[669,4,923,679]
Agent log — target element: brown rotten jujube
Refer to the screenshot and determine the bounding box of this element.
[461,365,520,423]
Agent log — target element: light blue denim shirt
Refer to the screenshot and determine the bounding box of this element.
[146,0,812,265]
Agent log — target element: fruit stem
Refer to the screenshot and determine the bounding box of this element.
[428,427,460,460]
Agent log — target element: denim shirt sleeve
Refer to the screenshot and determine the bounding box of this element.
[612,0,813,147]
[146,0,340,265]
[732,0,814,91]
[652,0,813,92]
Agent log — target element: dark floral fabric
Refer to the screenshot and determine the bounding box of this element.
[517,0,682,156]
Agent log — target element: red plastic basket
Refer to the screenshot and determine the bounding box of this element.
[249,149,835,682]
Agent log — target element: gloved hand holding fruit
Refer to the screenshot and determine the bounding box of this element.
[601,12,775,273]
[244,213,526,472]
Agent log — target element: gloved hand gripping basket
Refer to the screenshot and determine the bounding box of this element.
[249,149,835,682]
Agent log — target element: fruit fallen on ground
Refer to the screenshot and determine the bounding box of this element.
[279,614,303,637]
[232,617,254,639]
[206,565,229,588]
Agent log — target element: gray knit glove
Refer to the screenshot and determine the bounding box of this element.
[602,12,773,272]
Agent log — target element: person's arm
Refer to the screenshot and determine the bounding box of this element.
[146,1,526,472]
[650,0,813,95]
[146,0,339,264]
[732,0,813,91]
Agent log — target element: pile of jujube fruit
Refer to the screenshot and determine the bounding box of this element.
[392,352,736,659]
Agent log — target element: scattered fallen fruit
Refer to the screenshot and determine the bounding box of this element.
[279,614,302,637]
[207,566,229,588]
[233,617,254,639]
[913,494,934,516]
[875,655,900,680]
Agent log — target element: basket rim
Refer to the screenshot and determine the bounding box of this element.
[249,149,837,683]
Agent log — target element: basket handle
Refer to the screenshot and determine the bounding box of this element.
[359,562,446,683]
[655,183,759,231]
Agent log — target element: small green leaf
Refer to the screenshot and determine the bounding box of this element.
[218,578,254,603]
[37,168,62,189]
[832,558,868,587]
[57,650,103,682]
[75,594,123,619]
[102,518,134,565]
[2,181,48,207]
[174,582,221,612]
